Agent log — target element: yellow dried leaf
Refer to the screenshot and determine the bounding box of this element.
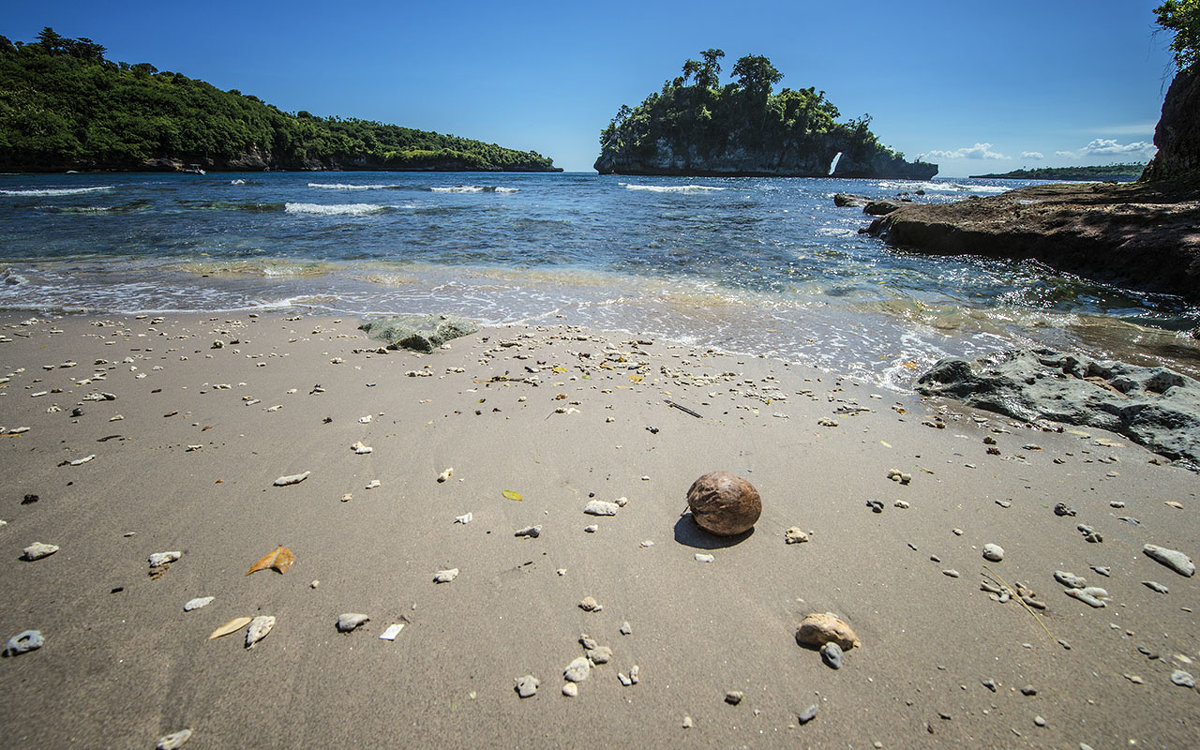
[245,545,295,576]
[629,375,643,383]
[502,490,523,501]
[1166,501,1185,510]
[209,616,252,640]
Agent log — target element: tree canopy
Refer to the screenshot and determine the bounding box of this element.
[0,28,559,172]
[1156,0,1200,71]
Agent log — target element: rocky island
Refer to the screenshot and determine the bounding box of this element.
[0,29,560,173]
[594,49,937,179]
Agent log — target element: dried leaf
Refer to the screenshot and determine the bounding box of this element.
[245,545,295,576]
[209,616,252,640]
[502,490,523,501]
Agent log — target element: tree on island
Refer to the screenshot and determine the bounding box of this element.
[1155,0,1200,71]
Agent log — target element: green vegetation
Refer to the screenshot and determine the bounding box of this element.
[596,49,935,178]
[969,164,1148,181]
[1155,0,1200,72]
[0,28,559,172]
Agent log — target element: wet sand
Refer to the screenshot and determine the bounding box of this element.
[1,312,1197,748]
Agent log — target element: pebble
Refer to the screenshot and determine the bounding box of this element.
[618,672,632,686]
[695,553,714,563]
[4,629,44,656]
[942,569,960,578]
[148,551,181,568]
[273,471,311,486]
[514,525,542,538]
[953,528,963,536]
[562,682,578,697]
[1143,544,1195,577]
[1143,580,1170,594]
[1020,685,1037,696]
[866,499,884,513]
[1065,587,1110,608]
[682,716,693,729]
[982,679,997,692]
[1054,571,1087,588]
[437,467,453,483]
[579,596,601,611]
[433,568,459,583]
[894,500,911,509]
[1053,503,1076,516]
[584,524,598,533]
[1077,524,1103,543]
[156,729,193,750]
[365,479,381,489]
[821,642,844,669]
[564,656,591,682]
[21,542,59,561]
[1034,716,1046,727]
[620,621,632,635]
[589,646,613,664]
[725,690,744,705]
[1171,670,1196,688]
[583,500,620,516]
[982,544,1005,562]
[630,664,639,684]
[798,704,819,724]
[351,441,373,454]
[1090,566,1111,577]
[515,675,539,698]
[454,513,473,524]
[336,613,370,632]
[183,596,214,612]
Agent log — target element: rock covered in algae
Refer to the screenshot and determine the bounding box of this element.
[686,471,761,536]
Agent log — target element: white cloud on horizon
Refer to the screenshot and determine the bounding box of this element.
[920,142,1008,160]
[1055,139,1156,158]
[1021,151,1044,159]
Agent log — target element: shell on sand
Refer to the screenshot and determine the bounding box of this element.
[686,471,761,536]
[795,612,861,650]
[245,615,275,648]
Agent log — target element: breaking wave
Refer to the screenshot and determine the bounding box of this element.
[623,184,727,194]
[0,186,114,197]
[284,202,390,216]
[308,183,401,191]
[429,186,519,194]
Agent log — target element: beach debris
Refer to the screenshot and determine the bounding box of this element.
[155,729,193,750]
[820,642,844,669]
[817,417,839,427]
[351,441,373,455]
[274,471,311,486]
[208,617,253,640]
[1077,524,1103,543]
[337,613,370,633]
[358,415,372,424]
[887,469,911,484]
[379,623,405,641]
[563,682,579,696]
[1144,580,1170,594]
[4,630,44,656]
[183,596,214,612]
[245,615,275,648]
[1054,571,1087,589]
[665,399,703,418]
[798,704,819,724]
[433,568,459,583]
[1053,503,1076,517]
[796,612,861,650]
[584,524,599,533]
[686,471,761,536]
[982,544,1005,562]
[515,675,539,698]
[21,542,59,561]
[245,545,295,576]
[620,621,632,635]
[455,513,473,524]
[866,499,884,513]
[149,551,181,568]
[584,500,620,516]
[682,716,694,729]
[785,527,809,544]
[725,690,744,705]
[21,494,38,505]
[437,467,453,483]
[564,656,591,682]
[579,596,602,612]
[514,525,541,538]
[1065,587,1111,608]
[502,489,523,501]
[1171,670,1196,688]
[366,479,381,489]
[1143,544,1195,577]
[341,493,353,502]
[65,454,96,467]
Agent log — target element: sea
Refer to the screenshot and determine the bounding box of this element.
[1,171,1197,390]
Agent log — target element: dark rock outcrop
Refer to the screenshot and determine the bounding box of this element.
[863,199,905,216]
[867,180,1200,300]
[1142,69,1200,181]
[834,193,871,207]
[360,314,479,353]
[916,348,1200,468]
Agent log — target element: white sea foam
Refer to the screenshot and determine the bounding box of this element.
[284,202,387,216]
[308,183,394,191]
[230,179,247,185]
[0,186,113,197]
[430,186,519,194]
[623,184,726,194]
[874,180,1009,195]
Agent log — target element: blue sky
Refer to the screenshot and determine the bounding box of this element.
[6,1,1178,175]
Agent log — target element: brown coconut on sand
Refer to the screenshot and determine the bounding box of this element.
[685,471,762,536]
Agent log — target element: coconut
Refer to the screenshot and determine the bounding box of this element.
[686,471,761,536]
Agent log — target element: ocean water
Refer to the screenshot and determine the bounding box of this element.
[1,171,1197,389]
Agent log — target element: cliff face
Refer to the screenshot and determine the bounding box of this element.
[594,135,937,180]
[1141,69,1200,181]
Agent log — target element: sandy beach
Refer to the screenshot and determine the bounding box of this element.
[1,311,1198,748]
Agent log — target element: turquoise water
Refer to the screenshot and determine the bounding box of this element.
[1,171,1196,388]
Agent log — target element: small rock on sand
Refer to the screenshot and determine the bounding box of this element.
[21,542,58,561]
[564,656,591,682]
[4,630,44,656]
[725,690,744,705]
[433,568,459,583]
[156,729,193,750]
[1143,544,1195,577]
[515,675,539,698]
[337,613,370,632]
[982,544,1005,562]
[583,500,620,516]
[796,612,860,650]
[785,527,809,544]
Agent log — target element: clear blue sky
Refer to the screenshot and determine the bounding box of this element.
[6,1,1178,175]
